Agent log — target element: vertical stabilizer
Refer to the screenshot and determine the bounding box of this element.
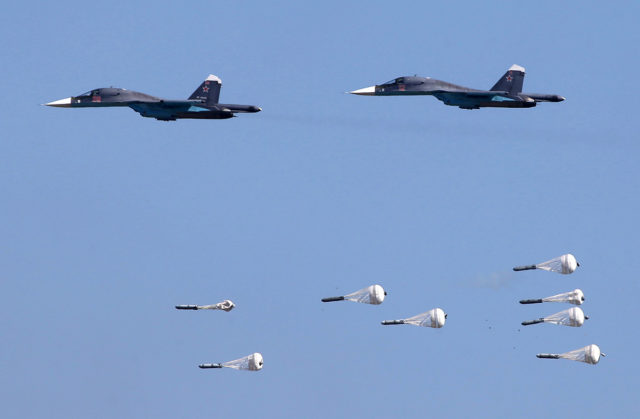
[491,64,525,94]
[189,74,222,105]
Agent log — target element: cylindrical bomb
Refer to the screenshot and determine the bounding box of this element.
[536,354,560,359]
[321,296,345,303]
[536,344,604,365]
[199,363,223,368]
[322,285,386,305]
[513,254,579,274]
[522,307,587,327]
[520,289,585,306]
[175,300,235,311]
[522,319,545,326]
[381,320,406,325]
[513,265,537,271]
[519,299,544,304]
[382,308,446,328]
[199,353,264,371]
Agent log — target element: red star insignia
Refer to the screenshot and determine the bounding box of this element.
[202,86,209,93]
[506,72,513,82]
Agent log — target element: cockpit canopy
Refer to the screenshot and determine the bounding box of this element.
[75,88,125,97]
[380,76,424,86]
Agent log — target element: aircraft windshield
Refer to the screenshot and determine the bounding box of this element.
[382,79,396,85]
[76,90,93,97]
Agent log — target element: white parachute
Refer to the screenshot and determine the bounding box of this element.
[537,344,605,365]
[175,299,235,312]
[513,253,579,274]
[381,308,446,328]
[199,352,263,371]
[520,289,585,305]
[322,284,386,305]
[522,307,587,327]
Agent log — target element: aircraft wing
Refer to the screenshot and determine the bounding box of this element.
[462,91,507,98]
[128,101,204,120]
[158,99,203,107]
[129,99,203,108]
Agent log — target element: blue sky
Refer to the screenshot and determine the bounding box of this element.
[1,1,639,417]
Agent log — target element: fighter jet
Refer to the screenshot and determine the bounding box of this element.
[349,65,564,110]
[45,75,261,121]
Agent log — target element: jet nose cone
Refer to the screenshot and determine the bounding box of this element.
[45,97,72,107]
[558,96,565,102]
[349,86,376,96]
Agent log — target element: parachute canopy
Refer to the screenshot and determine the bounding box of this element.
[382,308,446,328]
[522,307,587,327]
[199,352,263,371]
[322,284,386,305]
[520,289,585,305]
[513,253,579,274]
[537,344,604,365]
[175,299,235,311]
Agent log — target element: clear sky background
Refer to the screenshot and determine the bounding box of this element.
[1,1,639,418]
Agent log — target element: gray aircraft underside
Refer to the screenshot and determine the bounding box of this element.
[45,75,261,121]
[350,65,564,109]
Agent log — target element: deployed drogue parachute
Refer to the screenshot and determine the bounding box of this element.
[537,344,605,365]
[513,253,579,274]
[520,289,585,305]
[321,284,386,305]
[175,299,235,312]
[522,307,588,327]
[199,352,263,371]
[381,308,447,328]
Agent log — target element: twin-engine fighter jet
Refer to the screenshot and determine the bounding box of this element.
[349,65,564,110]
[45,75,261,121]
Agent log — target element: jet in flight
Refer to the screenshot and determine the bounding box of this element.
[45,75,261,121]
[349,65,564,109]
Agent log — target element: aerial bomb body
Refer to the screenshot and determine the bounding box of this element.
[175,299,235,312]
[522,307,587,327]
[199,352,263,371]
[322,285,386,305]
[537,344,604,365]
[381,308,447,328]
[520,289,585,305]
[513,254,579,274]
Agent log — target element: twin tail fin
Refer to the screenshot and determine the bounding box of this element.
[189,74,222,105]
[490,64,525,94]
